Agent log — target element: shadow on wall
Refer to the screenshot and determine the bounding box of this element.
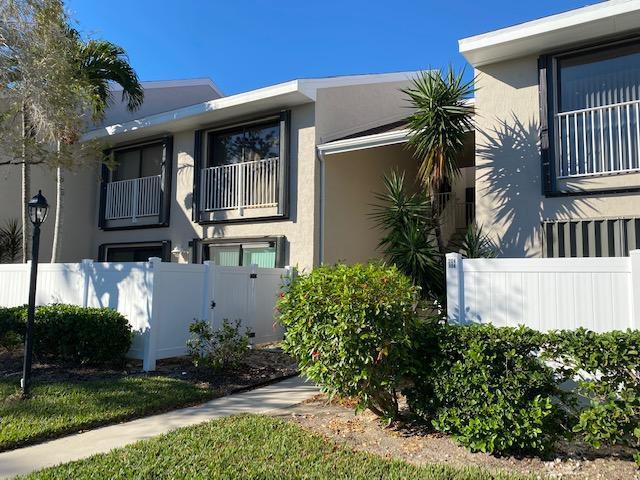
[476,115,590,257]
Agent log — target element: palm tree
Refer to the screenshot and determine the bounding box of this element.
[50,36,143,261]
[403,67,475,253]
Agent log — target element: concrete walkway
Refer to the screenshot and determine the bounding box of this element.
[0,376,319,479]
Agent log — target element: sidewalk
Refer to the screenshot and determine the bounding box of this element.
[0,376,318,479]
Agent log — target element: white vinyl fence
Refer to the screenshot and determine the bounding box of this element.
[446,251,640,332]
[0,258,292,371]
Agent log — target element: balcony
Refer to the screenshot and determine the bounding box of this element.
[557,99,640,178]
[200,157,280,216]
[104,175,162,222]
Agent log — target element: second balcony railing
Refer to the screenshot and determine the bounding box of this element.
[200,157,280,212]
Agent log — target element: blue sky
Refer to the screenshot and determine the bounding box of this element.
[66,0,596,95]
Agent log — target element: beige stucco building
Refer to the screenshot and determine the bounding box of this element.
[1,73,438,270]
[460,0,640,258]
[4,1,640,267]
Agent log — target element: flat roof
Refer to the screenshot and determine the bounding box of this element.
[459,0,640,67]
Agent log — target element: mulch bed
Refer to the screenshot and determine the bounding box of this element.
[1,346,298,396]
[276,394,640,480]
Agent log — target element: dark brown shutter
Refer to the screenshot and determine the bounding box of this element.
[192,129,203,221]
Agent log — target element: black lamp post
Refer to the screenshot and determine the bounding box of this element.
[22,190,49,397]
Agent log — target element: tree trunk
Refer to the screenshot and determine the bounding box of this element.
[431,187,446,255]
[51,165,63,263]
[21,106,31,263]
[51,141,63,263]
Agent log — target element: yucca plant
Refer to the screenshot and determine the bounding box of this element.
[403,67,475,253]
[455,223,497,259]
[370,170,443,299]
[0,219,22,263]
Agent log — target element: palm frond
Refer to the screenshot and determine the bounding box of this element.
[370,170,443,298]
[454,223,497,259]
[79,39,144,119]
[402,67,475,190]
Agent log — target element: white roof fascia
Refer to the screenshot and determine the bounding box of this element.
[82,71,423,142]
[317,129,410,157]
[298,70,420,100]
[82,80,303,141]
[459,0,640,67]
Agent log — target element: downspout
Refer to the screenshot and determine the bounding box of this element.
[317,147,326,265]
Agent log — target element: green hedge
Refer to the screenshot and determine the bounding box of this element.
[277,264,638,461]
[0,304,132,365]
[405,323,567,455]
[277,263,420,421]
[0,306,25,350]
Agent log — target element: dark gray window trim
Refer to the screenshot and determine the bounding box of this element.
[195,110,291,225]
[199,235,286,268]
[98,240,172,262]
[539,35,640,198]
[99,136,173,231]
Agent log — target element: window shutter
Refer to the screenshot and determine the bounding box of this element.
[538,55,554,195]
[192,129,203,221]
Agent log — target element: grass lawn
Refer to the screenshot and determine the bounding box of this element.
[23,415,533,480]
[0,376,210,451]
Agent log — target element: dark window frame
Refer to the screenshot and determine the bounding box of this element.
[98,240,172,262]
[193,111,291,225]
[539,35,640,197]
[198,236,286,268]
[99,136,173,230]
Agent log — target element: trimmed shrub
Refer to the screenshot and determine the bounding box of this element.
[544,329,640,464]
[405,322,566,455]
[277,263,420,421]
[0,306,26,350]
[31,304,131,364]
[1,304,132,364]
[187,319,251,372]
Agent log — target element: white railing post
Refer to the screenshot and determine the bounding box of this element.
[445,252,464,324]
[81,259,93,308]
[131,178,139,223]
[237,163,244,215]
[630,250,640,330]
[142,257,162,372]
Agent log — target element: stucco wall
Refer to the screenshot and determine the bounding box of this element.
[0,162,96,263]
[314,80,412,144]
[323,143,419,265]
[475,55,640,257]
[91,103,318,270]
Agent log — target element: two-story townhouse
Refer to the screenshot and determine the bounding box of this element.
[460,0,640,258]
[2,71,434,270]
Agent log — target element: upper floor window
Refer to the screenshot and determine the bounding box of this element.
[112,142,163,181]
[553,40,640,178]
[100,137,173,229]
[207,122,280,167]
[200,117,286,216]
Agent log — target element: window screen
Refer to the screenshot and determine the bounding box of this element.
[208,242,277,267]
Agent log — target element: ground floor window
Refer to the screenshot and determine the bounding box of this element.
[201,237,285,268]
[100,241,170,262]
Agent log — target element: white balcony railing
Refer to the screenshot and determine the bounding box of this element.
[557,99,640,178]
[105,175,162,221]
[200,157,280,212]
